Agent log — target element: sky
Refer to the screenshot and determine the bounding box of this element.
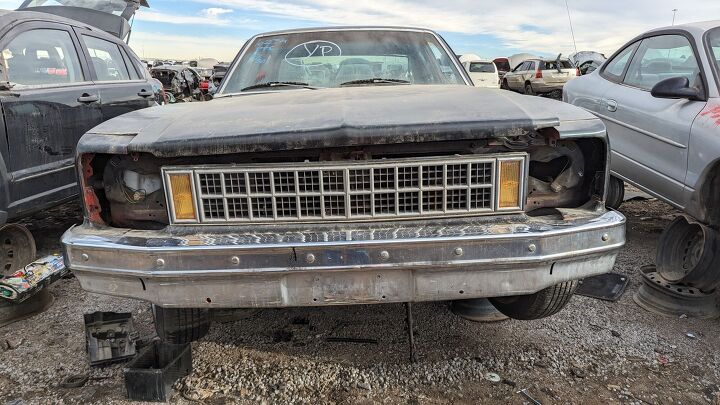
[5,0,720,61]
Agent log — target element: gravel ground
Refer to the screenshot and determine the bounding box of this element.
[1,194,719,404]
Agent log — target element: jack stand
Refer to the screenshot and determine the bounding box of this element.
[405,302,418,363]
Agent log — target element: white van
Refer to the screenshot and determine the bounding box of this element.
[462,59,500,88]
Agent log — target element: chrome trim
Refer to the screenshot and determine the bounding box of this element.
[595,111,687,149]
[62,210,626,308]
[162,154,527,225]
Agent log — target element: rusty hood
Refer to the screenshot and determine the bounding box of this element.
[79,84,604,157]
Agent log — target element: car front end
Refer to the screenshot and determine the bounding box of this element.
[62,27,625,341]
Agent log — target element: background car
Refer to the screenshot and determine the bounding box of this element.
[461,58,500,88]
[502,57,579,95]
[564,20,720,223]
[0,9,156,274]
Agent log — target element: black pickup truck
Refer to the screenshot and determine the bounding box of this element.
[0,9,156,274]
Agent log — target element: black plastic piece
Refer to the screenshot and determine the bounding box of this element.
[85,311,138,366]
[123,341,192,402]
[576,273,629,302]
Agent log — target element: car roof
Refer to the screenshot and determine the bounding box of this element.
[0,9,124,42]
[466,59,493,63]
[251,26,440,37]
[648,19,720,35]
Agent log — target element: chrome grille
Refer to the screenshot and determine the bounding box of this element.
[164,154,526,224]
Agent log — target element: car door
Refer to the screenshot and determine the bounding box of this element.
[76,30,155,121]
[506,62,527,91]
[601,33,707,206]
[0,22,102,218]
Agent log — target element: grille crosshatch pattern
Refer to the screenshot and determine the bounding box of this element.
[164,155,526,224]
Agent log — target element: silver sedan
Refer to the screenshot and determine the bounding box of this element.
[564,20,720,228]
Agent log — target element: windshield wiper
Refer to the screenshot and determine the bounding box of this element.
[239,81,319,92]
[340,78,411,86]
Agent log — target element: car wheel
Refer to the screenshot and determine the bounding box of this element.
[489,280,578,320]
[524,83,535,96]
[501,79,510,90]
[605,176,625,210]
[152,306,211,344]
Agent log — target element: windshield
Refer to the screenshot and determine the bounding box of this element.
[20,0,128,14]
[220,30,466,93]
[469,62,495,73]
[708,28,720,77]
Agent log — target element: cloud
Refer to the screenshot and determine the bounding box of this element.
[192,0,720,55]
[200,7,234,18]
[135,9,233,26]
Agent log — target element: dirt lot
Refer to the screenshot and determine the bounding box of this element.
[1,196,719,404]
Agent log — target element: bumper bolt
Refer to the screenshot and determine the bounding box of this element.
[306,253,316,264]
[602,234,610,242]
[231,256,240,265]
[380,251,390,261]
[454,247,464,256]
[528,244,537,253]
[81,253,89,262]
[156,258,165,268]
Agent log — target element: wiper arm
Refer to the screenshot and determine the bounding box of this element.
[240,81,319,92]
[340,78,411,86]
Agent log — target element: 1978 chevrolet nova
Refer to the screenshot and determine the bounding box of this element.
[62,27,626,344]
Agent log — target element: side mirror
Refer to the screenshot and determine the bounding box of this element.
[651,76,703,101]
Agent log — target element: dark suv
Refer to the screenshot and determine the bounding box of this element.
[0,10,156,273]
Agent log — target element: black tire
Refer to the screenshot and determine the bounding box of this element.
[153,306,210,344]
[489,280,579,320]
[501,79,510,90]
[524,83,535,96]
[605,176,625,210]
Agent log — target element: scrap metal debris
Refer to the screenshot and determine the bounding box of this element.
[517,388,542,405]
[84,312,138,366]
[576,273,629,302]
[0,254,66,303]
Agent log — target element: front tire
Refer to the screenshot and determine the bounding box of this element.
[153,306,211,344]
[605,176,625,210]
[501,79,510,90]
[489,280,578,320]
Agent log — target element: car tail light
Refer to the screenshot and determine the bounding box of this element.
[498,160,522,209]
[199,80,210,90]
[79,154,105,225]
[167,173,197,221]
[576,68,581,76]
[535,69,543,79]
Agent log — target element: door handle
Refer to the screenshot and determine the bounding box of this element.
[137,89,154,98]
[77,93,99,103]
[606,99,618,112]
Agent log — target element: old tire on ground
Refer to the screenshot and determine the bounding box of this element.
[0,224,36,277]
[605,176,625,210]
[489,280,579,320]
[153,306,211,344]
[524,83,535,96]
[656,216,720,291]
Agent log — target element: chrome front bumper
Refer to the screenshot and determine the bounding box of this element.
[62,209,626,308]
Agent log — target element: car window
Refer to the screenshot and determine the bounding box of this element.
[82,35,130,81]
[220,30,466,93]
[469,62,495,73]
[119,47,141,80]
[707,28,720,83]
[543,60,574,70]
[623,35,700,91]
[527,61,536,71]
[602,41,639,81]
[2,28,84,87]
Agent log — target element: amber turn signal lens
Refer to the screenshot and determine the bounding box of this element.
[169,173,197,220]
[499,160,522,209]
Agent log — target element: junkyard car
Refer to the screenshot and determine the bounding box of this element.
[502,57,579,95]
[150,65,204,103]
[63,27,626,344]
[462,59,500,88]
[564,20,720,220]
[0,9,155,274]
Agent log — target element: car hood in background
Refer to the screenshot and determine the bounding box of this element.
[79,85,604,157]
